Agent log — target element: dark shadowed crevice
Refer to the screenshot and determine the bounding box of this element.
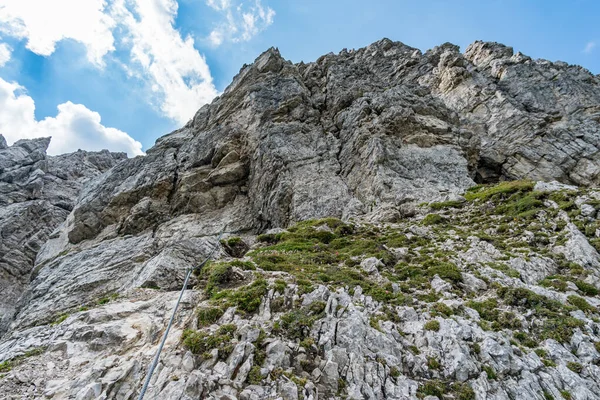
[474,155,504,184]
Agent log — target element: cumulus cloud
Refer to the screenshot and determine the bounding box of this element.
[0,42,10,66]
[0,0,274,137]
[0,0,115,67]
[206,0,275,46]
[583,41,596,54]
[0,77,143,156]
[111,0,219,125]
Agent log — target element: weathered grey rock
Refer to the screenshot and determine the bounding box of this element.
[431,275,452,293]
[0,136,125,333]
[2,38,600,400]
[360,257,383,275]
[555,222,600,270]
[534,180,579,193]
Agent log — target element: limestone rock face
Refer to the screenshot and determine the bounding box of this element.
[66,39,600,248]
[0,135,126,331]
[0,38,600,400]
[67,46,481,246]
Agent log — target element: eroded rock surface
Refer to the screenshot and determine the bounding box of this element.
[1,38,600,399]
[0,135,126,332]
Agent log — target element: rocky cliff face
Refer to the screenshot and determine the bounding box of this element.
[0,135,127,332]
[0,39,599,400]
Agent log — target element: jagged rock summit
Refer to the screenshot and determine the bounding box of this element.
[66,38,600,245]
[0,39,599,400]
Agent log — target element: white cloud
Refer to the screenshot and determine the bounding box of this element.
[206,0,231,11]
[0,42,10,66]
[206,0,275,46]
[0,0,115,67]
[111,0,218,124]
[208,30,224,47]
[0,77,143,156]
[583,41,596,54]
[0,0,273,127]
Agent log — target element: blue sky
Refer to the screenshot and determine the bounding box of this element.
[0,0,598,156]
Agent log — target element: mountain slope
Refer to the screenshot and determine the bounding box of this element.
[0,39,599,400]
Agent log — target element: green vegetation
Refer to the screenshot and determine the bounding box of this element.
[182,324,237,359]
[222,237,242,246]
[203,262,234,296]
[560,391,572,400]
[482,365,497,380]
[253,329,267,367]
[424,320,440,332]
[247,366,263,384]
[177,183,600,395]
[220,236,249,257]
[487,262,521,279]
[97,293,119,305]
[257,232,283,244]
[567,295,595,312]
[232,218,427,305]
[467,298,521,331]
[51,313,69,326]
[540,277,568,292]
[513,331,536,348]
[197,306,224,327]
[432,302,453,317]
[428,200,465,210]
[495,190,545,219]
[567,361,583,373]
[0,361,11,373]
[465,180,535,202]
[422,214,447,226]
[575,280,599,296]
[279,301,326,340]
[496,286,585,342]
[417,380,474,400]
[543,359,557,367]
[211,278,269,314]
[419,380,445,397]
[427,357,441,370]
[395,258,462,286]
[534,348,548,358]
[0,346,46,375]
[544,391,555,400]
[273,279,287,294]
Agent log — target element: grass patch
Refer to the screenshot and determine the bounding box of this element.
[575,280,599,296]
[50,313,69,326]
[278,301,326,340]
[182,324,237,359]
[567,295,595,312]
[482,365,497,380]
[465,180,535,202]
[211,277,269,314]
[429,200,465,210]
[424,320,440,332]
[487,262,521,279]
[567,361,583,373]
[247,366,263,384]
[422,214,447,226]
[97,293,119,305]
[197,307,224,327]
[417,380,474,400]
[0,361,11,373]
